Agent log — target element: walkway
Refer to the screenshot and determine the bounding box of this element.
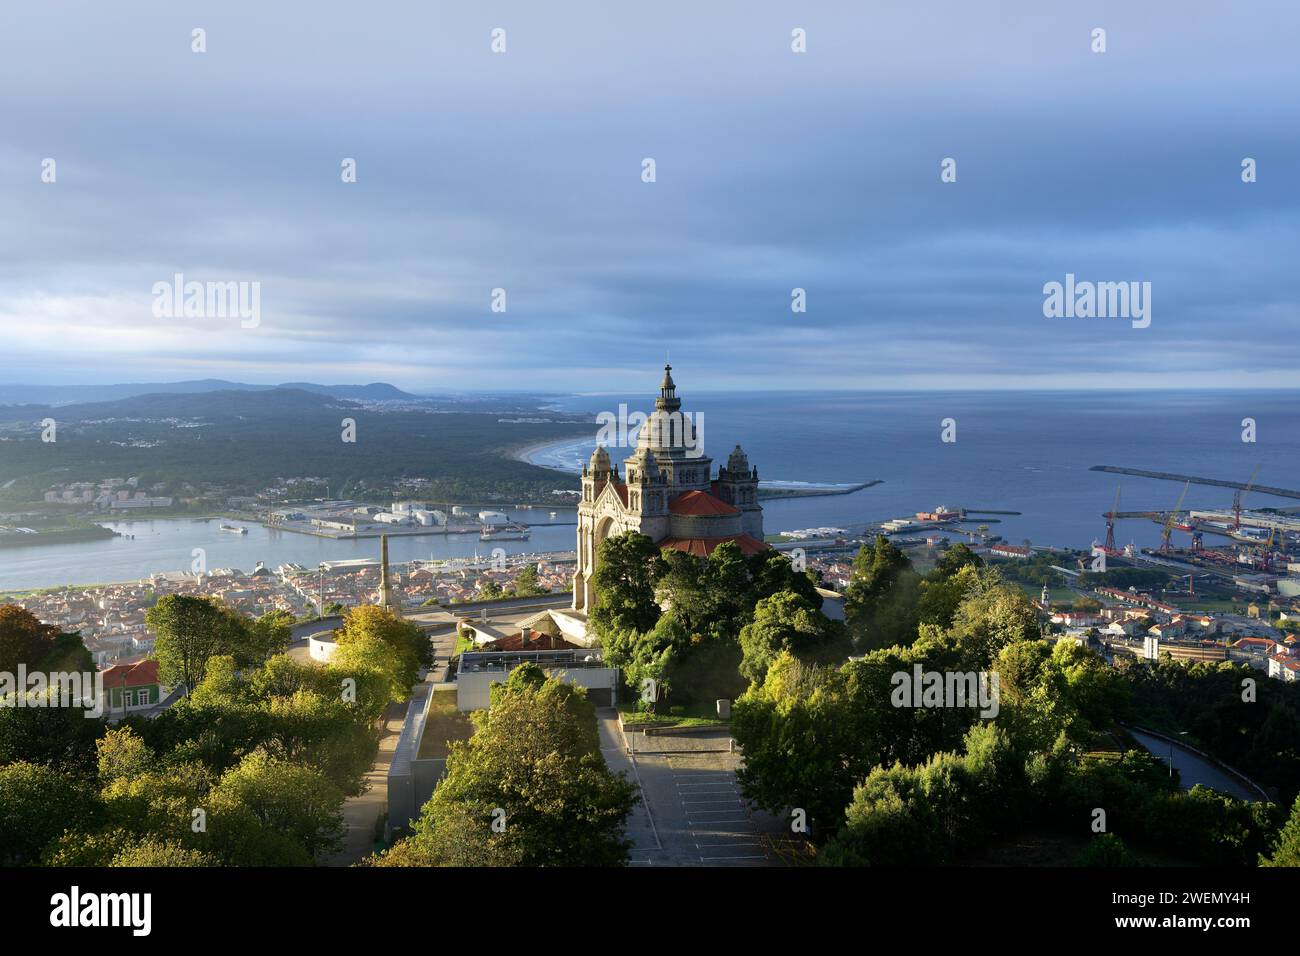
[596,707,786,866]
[1126,727,1265,802]
[327,699,407,866]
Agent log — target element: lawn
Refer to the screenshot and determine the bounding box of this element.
[416,689,476,760]
[618,701,729,728]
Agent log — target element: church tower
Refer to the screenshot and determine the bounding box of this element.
[715,444,762,538]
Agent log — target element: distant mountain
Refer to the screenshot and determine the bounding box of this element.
[276,382,414,401]
[0,380,417,406]
[6,387,344,422]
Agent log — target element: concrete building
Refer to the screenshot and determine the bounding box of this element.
[455,648,619,711]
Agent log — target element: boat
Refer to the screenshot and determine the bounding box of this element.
[219,524,248,534]
[480,526,531,542]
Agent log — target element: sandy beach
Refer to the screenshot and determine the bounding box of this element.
[510,435,587,471]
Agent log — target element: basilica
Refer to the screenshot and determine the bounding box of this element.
[571,365,766,613]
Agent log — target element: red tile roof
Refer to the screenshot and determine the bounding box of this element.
[483,632,579,652]
[659,533,768,557]
[668,490,740,517]
[100,659,160,687]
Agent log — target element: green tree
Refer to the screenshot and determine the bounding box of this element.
[110,839,215,867]
[0,761,102,864]
[819,723,1021,866]
[732,652,886,836]
[231,608,295,668]
[948,576,1041,667]
[655,542,752,642]
[209,750,345,861]
[375,665,636,866]
[739,589,847,684]
[844,536,921,651]
[1262,794,1300,866]
[1074,833,1141,866]
[589,531,662,637]
[146,595,243,691]
[747,549,823,608]
[335,604,432,693]
[0,604,90,674]
[0,687,106,774]
[511,563,546,597]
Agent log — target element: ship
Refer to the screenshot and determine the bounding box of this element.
[480,525,531,542]
[219,524,248,534]
[915,505,963,523]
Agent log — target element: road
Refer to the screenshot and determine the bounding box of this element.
[1126,728,1265,802]
[596,708,788,866]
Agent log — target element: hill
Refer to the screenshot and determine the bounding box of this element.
[0,380,418,406]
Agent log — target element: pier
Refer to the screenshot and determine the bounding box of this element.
[1091,465,1300,501]
[758,479,881,500]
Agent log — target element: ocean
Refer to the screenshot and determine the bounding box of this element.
[2,389,1297,591]
[534,388,1300,552]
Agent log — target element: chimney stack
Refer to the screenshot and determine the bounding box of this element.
[521,627,531,647]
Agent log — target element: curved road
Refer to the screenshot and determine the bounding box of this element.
[1126,728,1262,802]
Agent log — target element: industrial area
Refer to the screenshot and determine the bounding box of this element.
[1091,464,1300,598]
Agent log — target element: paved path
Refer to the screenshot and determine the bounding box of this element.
[596,708,785,867]
[327,699,407,866]
[1127,728,1264,802]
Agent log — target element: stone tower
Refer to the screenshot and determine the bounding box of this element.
[377,534,401,615]
[715,444,763,538]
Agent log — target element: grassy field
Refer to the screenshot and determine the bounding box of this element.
[416,689,476,760]
[1017,583,1077,604]
[618,701,729,728]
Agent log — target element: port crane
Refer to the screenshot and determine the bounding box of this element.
[1233,464,1262,531]
[1102,486,1122,554]
[1159,480,1190,552]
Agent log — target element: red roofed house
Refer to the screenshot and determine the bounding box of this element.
[571,365,766,616]
[99,658,167,716]
[1268,654,1300,682]
[483,627,580,653]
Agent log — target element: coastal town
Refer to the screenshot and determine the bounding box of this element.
[7,495,1300,683]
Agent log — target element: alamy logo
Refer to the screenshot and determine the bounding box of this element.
[595,404,705,459]
[890,665,1000,718]
[152,273,261,328]
[50,886,151,936]
[1042,273,1151,328]
[0,666,104,718]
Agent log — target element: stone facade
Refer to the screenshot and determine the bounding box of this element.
[571,366,764,612]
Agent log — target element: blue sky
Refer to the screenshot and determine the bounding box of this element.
[1,1,1296,391]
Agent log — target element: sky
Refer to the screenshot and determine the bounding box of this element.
[0,1,1297,392]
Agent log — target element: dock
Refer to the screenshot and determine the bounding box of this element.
[1090,465,1300,501]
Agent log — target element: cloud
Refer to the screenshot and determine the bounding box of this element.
[0,0,1296,389]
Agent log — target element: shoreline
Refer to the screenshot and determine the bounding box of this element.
[509,436,879,500]
[510,435,587,473]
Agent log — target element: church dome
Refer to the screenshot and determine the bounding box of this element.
[588,445,611,474]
